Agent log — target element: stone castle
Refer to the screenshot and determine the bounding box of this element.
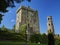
[15,6,60,38]
[15,6,40,34]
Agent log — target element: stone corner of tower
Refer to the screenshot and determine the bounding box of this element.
[16,5,24,13]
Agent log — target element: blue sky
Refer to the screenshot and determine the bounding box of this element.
[0,0,60,34]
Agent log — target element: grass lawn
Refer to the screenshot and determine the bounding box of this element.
[0,41,47,45]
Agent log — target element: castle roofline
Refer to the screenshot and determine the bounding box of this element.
[47,16,52,19]
[16,6,38,13]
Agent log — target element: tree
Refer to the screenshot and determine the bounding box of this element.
[0,0,31,12]
[0,14,4,24]
[48,33,55,45]
[30,33,41,43]
[1,25,7,31]
[30,33,48,44]
[19,24,27,34]
[12,24,16,32]
[0,0,31,24]
[41,33,48,44]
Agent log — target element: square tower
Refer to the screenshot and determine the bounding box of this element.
[15,6,40,34]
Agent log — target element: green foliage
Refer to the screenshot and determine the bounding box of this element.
[41,33,48,44]
[19,24,27,34]
[1,25,7,31]
[0,0,8,12]
[0,42,47,45]
[1,25,5,30]
[0,25,26,42]
[0,30,26,42]
[0,0,31,12]
[30,33,48,44]
[0,14,4,24]
[48,33,55,45]
[12,24,16,32]
[30,33,41,43]
[55,39,60,45]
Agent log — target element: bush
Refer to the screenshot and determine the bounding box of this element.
[0,30,26,42]
[30,33,48,44]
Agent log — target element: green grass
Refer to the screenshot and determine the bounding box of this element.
[0,41,46,45]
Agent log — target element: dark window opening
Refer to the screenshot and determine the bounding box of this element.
[48,18,49,20]
[28,24,29,27]
[49,24,50,26]
[52,23,53,25]
[19,22,21,26]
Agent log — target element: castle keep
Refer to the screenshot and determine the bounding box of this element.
[15,6,40,34]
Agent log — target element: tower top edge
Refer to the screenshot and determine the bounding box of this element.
[16,6,38,13]
[47,16,52,18]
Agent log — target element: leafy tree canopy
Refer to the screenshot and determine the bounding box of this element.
[0,0,31,12]
[0,14,4,24]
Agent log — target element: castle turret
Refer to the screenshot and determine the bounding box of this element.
[47,16,54,34]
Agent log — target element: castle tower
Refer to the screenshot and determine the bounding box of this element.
[47,16,54,34]
[15,6,40,34]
